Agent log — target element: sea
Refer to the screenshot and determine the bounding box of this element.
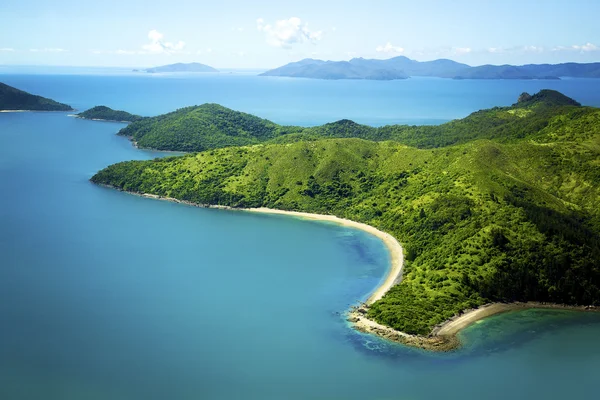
[1,69,600,400]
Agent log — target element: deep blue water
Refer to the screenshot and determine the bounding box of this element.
[1,73,600,400]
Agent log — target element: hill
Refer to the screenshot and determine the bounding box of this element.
[0,82,73,111]
[92,90,600,336]
[144,62,218,73]
[117,103,303,152]
[260,58,410,80]
[261,56,600,80]
[77,106,143,122]
[118,89,586,152]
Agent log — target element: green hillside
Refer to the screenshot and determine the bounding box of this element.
[0,82,73,111]
[118,103,303,152]
[77,106,143,122]
[118,90,587,152]
[92,91,600,335]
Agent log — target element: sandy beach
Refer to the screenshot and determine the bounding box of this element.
[106,188,598,351]
[244,208,404,304]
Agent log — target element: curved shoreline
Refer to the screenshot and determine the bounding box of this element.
[99,187,598,351]
[243,207,404,304]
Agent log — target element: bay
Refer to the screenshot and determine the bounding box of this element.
[1,73,599,400]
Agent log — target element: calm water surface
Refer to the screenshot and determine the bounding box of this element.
[1,73,599,399]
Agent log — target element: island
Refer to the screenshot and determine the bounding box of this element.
[0,82,73,111]
[76,106,143,123]
[92,89,600,350]
[143,62,218,74]
[260,56,600,80]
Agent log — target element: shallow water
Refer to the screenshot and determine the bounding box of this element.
[1,74,600,399]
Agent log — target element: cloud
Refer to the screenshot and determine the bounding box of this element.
[257,17,323,48]
[0,47,15,52]
[142,29,185,54]
[572,42,598,52]
[453,47,472,55]
[29,48,67,53]
[375,42,404,54]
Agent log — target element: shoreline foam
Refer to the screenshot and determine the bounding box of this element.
[98,187,598,351]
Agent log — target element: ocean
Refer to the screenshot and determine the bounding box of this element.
[1,70,600,399]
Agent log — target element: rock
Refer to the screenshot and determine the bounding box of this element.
[518,92,533,103]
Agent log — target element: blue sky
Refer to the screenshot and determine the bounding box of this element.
[1,0,599,68]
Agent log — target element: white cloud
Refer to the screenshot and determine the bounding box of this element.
[572,42,598,52]
[453,47,472,55]
[0,47,15,52]
[257,17,323,48]
[29,48,67,53]
[142,29,185,54]
[488,47,503,53]
[375,42,404,54]
[522,45,544,53]
[116,49,137,55]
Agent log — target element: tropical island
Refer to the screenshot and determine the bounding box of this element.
[76,106,143,123]
[261,56,600,80]
[143,62,218,73]
[0,82,73,111]
[91,90,600,350]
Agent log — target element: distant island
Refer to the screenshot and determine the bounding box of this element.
[76,106,143,123]
[261,56,600,80]
[142,62,218,74]
[93,90,600,350]
[0,82,73,111]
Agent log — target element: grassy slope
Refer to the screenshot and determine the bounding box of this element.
[93,97,600,334]
[117,90,590,152]
[77,106,143,122]
[118,103,303,152]
[0,82,73,111]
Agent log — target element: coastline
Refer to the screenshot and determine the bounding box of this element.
[0,109,74,113]
[70,115,134,123]
[97,186,598,351]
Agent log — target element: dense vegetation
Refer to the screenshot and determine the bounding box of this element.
[118,103,303,151]
[120,90,587,152]
[0,82,73,111]
[77,106,143,122]
[93,90,600,335]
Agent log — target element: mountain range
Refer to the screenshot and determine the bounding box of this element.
[260,56,600,81]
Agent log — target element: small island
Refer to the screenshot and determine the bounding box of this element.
[92,90,600,350]
[0,82,73,111]
[143,62,218,74]
[76,106,143,123]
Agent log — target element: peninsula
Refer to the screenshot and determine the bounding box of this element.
[261,56,600,80]
[76,106,143,123]
[92,90,600,349]
[0,82,73,111]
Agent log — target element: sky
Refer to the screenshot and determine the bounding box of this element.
[1,0,599,69]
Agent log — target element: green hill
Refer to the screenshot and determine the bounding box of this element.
[77,106,143,122]
[0,82,73,111]
[92,90,600,336]
[117,90,587,152]
[117,103,303,152]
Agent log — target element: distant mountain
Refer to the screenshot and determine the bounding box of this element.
[77,106,143,122]
[0,82,73,111]
[260,57,416,80]
[261,56,600,80]
[454,62,600,80]
[144,62,218,73]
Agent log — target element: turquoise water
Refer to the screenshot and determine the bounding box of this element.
[1,74,600,399]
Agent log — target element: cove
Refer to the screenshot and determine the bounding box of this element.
[1,73,600,400]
